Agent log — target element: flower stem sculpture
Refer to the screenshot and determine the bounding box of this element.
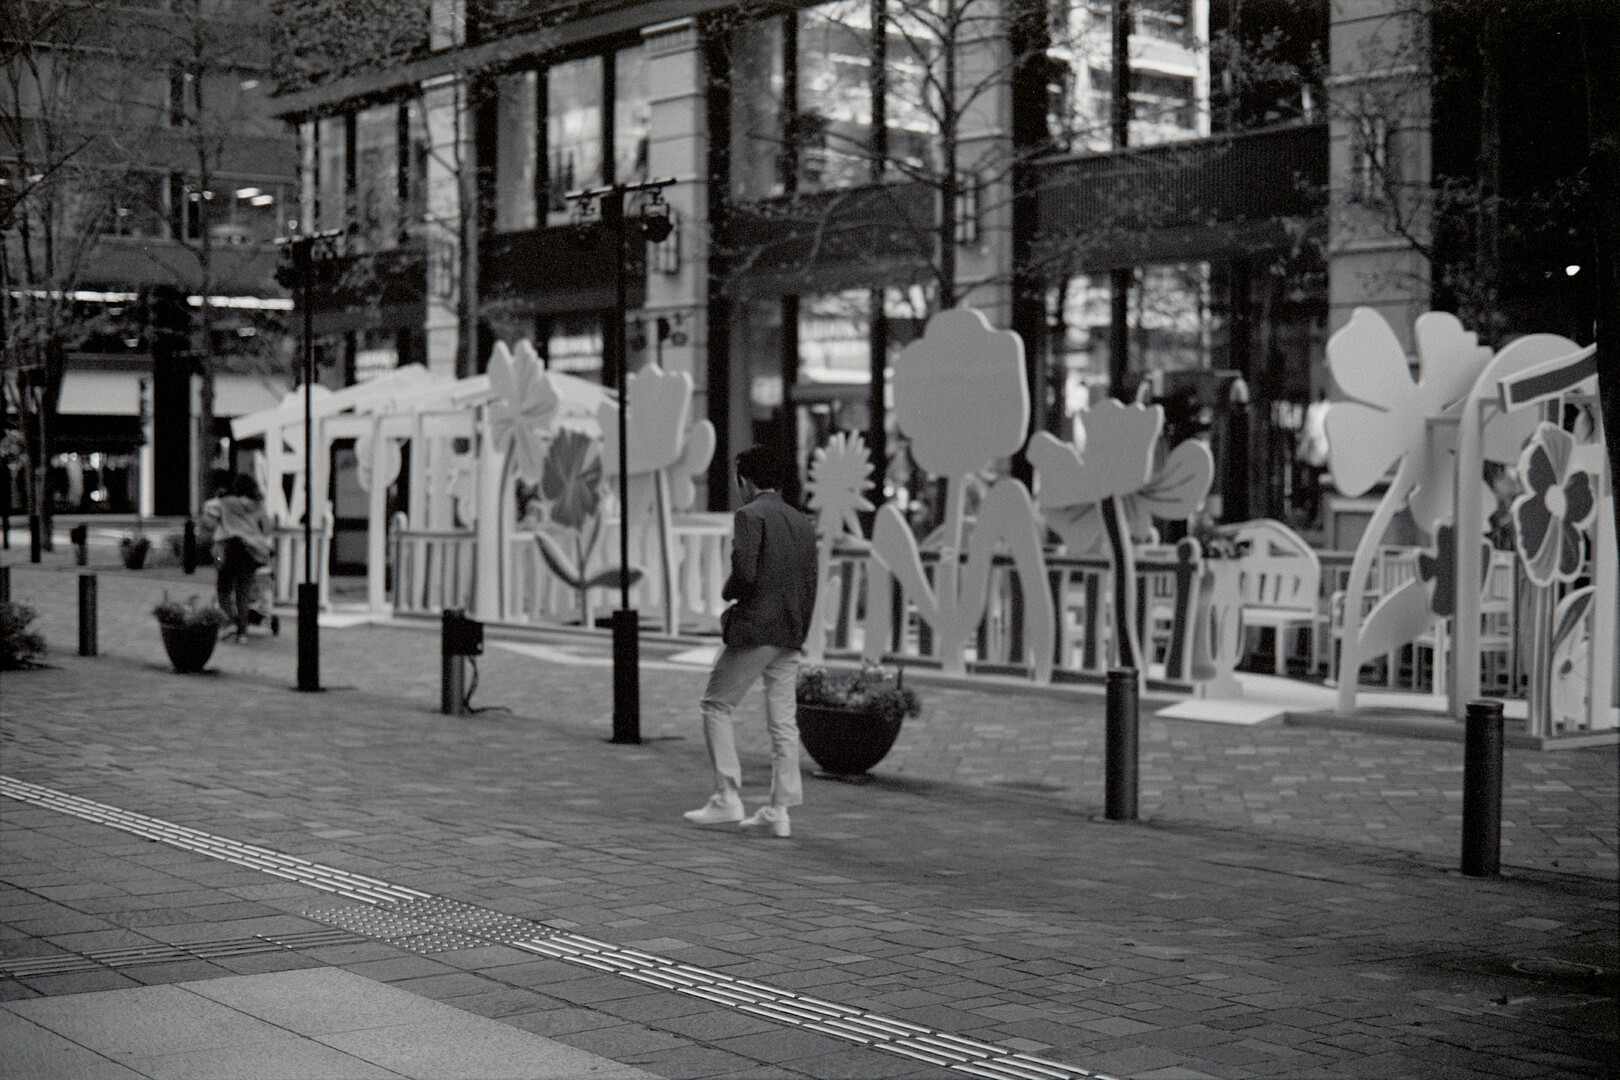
[867,308,1054,681]
[1029,399,1213,676]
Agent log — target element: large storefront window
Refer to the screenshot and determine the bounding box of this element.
[355,104,399,248]
[495,70,539,232]
[613,45,650,187]
[729,17,785,202]
[547,56,603,215]
[1051,263,1213,407]
[796,2,872,191]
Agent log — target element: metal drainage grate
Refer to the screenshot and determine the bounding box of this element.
[0,776,428,905]
[0,928,367,979]
[5,776,1116,1080]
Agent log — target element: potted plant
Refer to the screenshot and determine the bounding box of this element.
[796,663,921,776]
[121,525,150,569]
[152,595,227,673]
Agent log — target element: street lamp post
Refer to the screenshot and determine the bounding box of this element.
[566,178,674,746]
[277,228,342,693]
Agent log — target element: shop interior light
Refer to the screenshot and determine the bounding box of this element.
[236,187,261,199]
[250,194,275,206]
[1565,265,1581,277]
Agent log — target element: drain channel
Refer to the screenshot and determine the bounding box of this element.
[0,928,367,979]
[2,776,1116,1080]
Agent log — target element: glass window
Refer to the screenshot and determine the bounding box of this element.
[107,172,167,238]
[355,329,399,383]
[316,115,347,232]
[218,182,285,244]
[495,70,538,231]
[797,2,873,191]
[355,103,399,247]
[884,11,934,176]
[798,290,870,385]
[728,16,785,201]
[613,46,650,186]
[547,55,603,214]
[547,313,603,382]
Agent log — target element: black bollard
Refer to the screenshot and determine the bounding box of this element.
[0,564,9,604]
[70,523,88,566]
[1105,667,1140,821]
[610,609,641,744]
[182,518,197,574]
[29,513,41,563]
[1462,698,1505,876]
[440,609,483,715]
[296,582,320,691]
[78,574,97,657]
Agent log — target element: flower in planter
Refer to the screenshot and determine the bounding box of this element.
[153,595,229,629]
[797,664,921,726]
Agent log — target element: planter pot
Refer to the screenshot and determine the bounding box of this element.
[121,539,150,570]
[158,622,218,673]
[797,703,904,776]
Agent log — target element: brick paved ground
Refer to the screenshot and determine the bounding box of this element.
[2,558,1617,1079]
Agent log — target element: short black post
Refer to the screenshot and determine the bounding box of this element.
[610,609,641,744]
[1105,666,1139,821]
[441,650,466,715]
[77,574,97,657]
[29,513,41,563]
[0,564,9,603]
[182,518,197,574]
[1462,698,1505,876]
[296,582,320,691]
[70,523,88,565]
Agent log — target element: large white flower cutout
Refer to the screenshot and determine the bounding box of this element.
[487,340,559,484]
[1323,309,1491,532]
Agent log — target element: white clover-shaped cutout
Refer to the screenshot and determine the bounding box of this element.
[892,308,1029,480]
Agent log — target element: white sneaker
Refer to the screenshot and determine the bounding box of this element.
[683,793,744,825]
[738,805,791,838]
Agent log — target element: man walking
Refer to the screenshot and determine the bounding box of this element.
[684,446,818,837]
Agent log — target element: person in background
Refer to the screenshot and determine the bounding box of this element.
[683,446,819,838]
[211,473,273,641]
[198,469,232,566]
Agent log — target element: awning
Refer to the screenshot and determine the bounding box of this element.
[57,371,289,418]
[57,371,143,415]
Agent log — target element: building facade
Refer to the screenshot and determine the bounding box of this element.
[268,0,1599,551]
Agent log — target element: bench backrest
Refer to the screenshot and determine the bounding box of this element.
[1229,519,1320,614]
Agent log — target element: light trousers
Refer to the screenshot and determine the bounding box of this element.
[700,645,803,808]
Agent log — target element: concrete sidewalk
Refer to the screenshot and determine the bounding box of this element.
[3,559,1617,1079]
[2,968,656,1079]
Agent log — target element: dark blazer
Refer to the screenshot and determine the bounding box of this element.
[721,490,819,649]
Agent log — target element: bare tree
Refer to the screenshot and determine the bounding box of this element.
[1,0,136,545]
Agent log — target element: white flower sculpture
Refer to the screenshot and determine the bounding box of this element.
[1029,399,1213,674]
[803,432,876,662]
[487,340,559,485]
[1322,308,1493,713]
[871,308,1054,681]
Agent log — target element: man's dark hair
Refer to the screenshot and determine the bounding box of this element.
[735,445,791,491]
[231,473,262,501]
[208,468,233,498]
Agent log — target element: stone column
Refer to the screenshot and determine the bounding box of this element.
[643,17,711,506]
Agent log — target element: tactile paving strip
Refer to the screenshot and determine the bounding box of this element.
[0,776,428,905]
[2,776,1116,1080]
[0,928,367,978]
